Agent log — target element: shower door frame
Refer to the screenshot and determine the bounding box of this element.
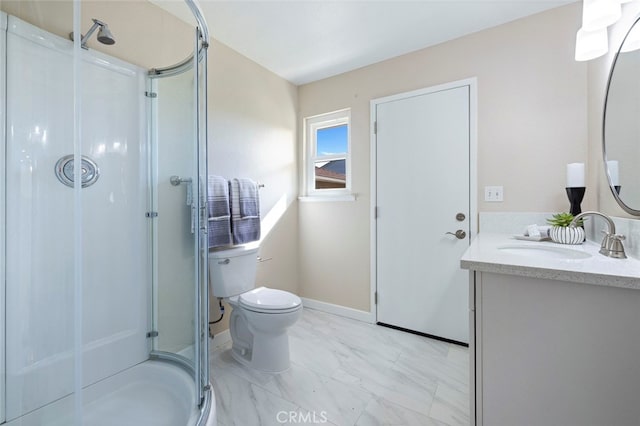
[0,11,6,425]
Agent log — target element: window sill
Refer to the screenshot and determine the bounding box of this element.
[298,194,357,203]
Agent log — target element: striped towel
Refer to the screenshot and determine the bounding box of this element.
[237,178,260,218]
[207,176,232,248]
[229,178,261,244]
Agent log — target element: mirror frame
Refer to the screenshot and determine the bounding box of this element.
[603,16,640,216]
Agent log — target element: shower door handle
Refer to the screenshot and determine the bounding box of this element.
[191,205,196,234]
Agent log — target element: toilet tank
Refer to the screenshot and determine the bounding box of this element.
[208,245,259,298]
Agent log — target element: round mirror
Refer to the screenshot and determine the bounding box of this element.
[603,17,640,215]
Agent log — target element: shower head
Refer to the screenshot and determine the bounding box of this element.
[96,23,115,45]
[68,18,116,49]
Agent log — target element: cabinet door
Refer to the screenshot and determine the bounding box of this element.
[478,272,640,426]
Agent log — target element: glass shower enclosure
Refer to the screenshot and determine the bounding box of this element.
[0,1,212,424]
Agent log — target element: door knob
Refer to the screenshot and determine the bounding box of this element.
[446,230,466,239]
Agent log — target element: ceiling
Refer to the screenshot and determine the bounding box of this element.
[152,0,577,85]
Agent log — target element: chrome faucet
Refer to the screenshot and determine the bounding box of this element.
[570,211,626,259]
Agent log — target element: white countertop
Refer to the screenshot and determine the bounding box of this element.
[461,233,640,290]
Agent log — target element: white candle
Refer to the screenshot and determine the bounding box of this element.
[566,163,585,188]
[607,160,620,186]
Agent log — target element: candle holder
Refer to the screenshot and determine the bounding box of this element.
[566,187,586,217]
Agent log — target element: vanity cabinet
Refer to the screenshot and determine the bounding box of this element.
[471,271,640,426]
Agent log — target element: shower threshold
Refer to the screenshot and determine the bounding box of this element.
[7,360,213,426]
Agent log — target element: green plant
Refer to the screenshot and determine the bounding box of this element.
[547,212,584,227]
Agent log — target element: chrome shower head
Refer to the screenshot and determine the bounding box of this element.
[96,23,115,45]
[68,18,116,48]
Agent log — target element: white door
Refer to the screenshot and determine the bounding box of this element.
[375,83,472,344]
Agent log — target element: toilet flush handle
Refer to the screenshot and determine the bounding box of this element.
[218,258,230,265]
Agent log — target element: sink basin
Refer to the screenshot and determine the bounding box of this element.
[498,245,592,260]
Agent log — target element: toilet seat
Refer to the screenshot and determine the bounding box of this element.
[238,287,301,314]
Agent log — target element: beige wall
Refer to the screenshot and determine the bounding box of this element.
[207,39,299,334]
[1,0,193,69]
[589,3,640,220]
[297,3,588,312]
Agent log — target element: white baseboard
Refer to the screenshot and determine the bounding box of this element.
[210,329,231,350]
[301,297,374,323]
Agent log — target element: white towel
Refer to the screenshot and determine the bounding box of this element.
[229,178,261,244]
[523,225,551,238]
[207,176,232,248]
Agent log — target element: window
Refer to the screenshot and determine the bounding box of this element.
[304,109,351,197]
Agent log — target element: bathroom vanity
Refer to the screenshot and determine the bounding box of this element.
[461,233,640,426]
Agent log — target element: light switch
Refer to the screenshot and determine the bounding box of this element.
[485,186,504,202]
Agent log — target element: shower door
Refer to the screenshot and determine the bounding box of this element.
[149,24,209,403]
[151,70,198,360]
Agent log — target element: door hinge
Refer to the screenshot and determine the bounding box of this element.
[374,206,379,219]
[146,211,158,218]
[374,291,378,305]
[145,91,157,98]
[374,121,377,135]
[146,330,159,338]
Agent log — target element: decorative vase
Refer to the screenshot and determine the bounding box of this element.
[550,226,585,245]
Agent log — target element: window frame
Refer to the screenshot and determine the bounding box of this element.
[303,108,352,198]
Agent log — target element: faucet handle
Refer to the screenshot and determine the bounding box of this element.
[608,236,627,259]
[599,233,627,259]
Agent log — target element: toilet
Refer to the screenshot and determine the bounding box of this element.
[208,244,302,373]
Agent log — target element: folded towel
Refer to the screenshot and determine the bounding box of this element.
[207,176,232,248]
[237,178,260,218]
[208,217,232,248]
[207,176,230,218]
[524,225,551,238]
[229,178,261,244]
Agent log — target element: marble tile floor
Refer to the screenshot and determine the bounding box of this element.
[210,308,470,426]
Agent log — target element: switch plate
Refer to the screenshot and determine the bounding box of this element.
[485,186,504,202]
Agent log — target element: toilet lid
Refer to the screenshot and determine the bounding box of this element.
[239,287,301,312]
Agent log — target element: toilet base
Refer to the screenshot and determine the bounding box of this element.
[230,331,291,373]
[228,305,302,373]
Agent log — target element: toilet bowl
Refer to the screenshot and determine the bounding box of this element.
[208,245,302,373]
[228,287,302,373]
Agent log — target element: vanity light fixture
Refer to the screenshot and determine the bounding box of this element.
[620,19,640,51]
[575,27,609,61]
[575,0,630,61]
[582,0,621,31]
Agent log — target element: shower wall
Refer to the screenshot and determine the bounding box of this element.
[4,16,148,420]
